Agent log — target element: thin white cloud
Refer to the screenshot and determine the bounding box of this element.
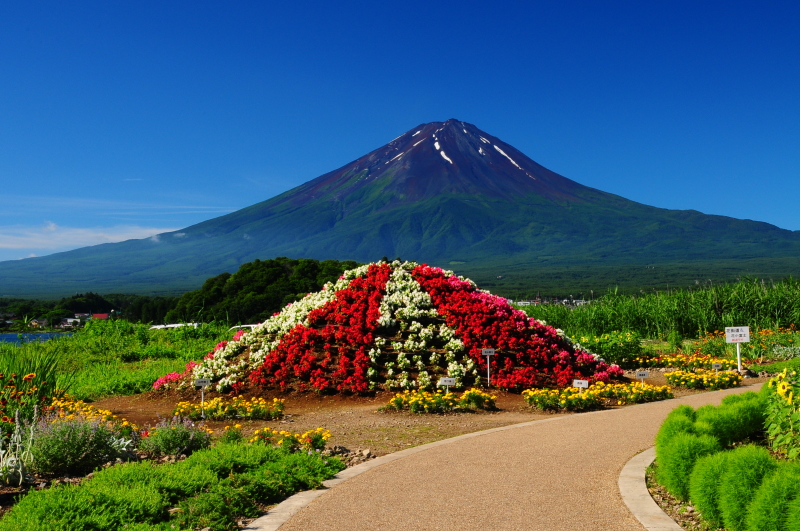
[0,223,180,250]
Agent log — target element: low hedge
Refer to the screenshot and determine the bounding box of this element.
[655,388,800,531]
[0,442,345,530]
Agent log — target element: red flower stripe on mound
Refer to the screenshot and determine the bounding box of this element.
[411,264,622,389]
[249,263,392,393]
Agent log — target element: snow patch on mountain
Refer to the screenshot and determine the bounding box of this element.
[493,145,522,170]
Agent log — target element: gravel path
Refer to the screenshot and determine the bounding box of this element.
[278,384,760,531]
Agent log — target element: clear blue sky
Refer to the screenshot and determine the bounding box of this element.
[2,1,799,262]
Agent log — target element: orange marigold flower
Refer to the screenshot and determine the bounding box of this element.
[22,373,36,381]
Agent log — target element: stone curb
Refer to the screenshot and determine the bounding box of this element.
[618,447,683,531]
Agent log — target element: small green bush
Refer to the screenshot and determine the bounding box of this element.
[657,432,720,501]
[695,392,765,446]
[30,416,131,476]
[574,330,643,367]
[786,495,800,531]
[138,417,211,457]
[655,405,697,449]
[746,462,800,531]
[718,445,778,531]
[689,450,731,528]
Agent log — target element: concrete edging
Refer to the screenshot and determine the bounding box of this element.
[618,446,683,531]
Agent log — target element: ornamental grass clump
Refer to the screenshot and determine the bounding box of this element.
[655,432,721,501]
[717,445,778,531]
[172,396,284,421]
[664,368,741,390]
[688,451,731,528]
[138,416,211,457]
[744,461,800,531]
[575,330,642,367]
[382,388,496,414]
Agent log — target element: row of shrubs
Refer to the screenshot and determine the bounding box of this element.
[0,440,345,530]
[654,387,800,531]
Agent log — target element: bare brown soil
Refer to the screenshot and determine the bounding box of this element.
[91,373,769,457]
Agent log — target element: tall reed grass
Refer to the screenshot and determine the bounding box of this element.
[522,277,800,339]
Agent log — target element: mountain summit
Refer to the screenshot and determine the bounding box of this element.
[2,119,800,296]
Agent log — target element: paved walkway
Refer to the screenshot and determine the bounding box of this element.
[276,385,759,531]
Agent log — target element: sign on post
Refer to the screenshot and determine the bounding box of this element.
[482,349,496,387]
[635,371,649,388]
[712,362,722,373]
[725,326,750,372]
[438,377,456,394]
[573,379,589,395]
[194,379,212,419]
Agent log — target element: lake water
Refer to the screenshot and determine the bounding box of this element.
[0,333,72,346]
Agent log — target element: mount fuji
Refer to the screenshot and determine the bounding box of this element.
[3,119,799,296]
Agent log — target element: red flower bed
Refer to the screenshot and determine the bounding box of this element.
[249,263,392,393]
[411,264,622,389]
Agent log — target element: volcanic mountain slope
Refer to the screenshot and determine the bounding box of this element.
[2,119,800,296]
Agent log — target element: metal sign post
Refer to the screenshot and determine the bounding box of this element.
[635,371,649,388]
[482,348,496,386]
[194,378,211,419]
[438,377,456,394]
[725,327,750,372]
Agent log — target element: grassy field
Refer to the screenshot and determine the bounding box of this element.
[520,277,800,339]
[0,320,230,401]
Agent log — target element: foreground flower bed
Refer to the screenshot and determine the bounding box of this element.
[522,382,674,411]
[156,261,623,395]
[382,388,497,414]
[664,368,741,390]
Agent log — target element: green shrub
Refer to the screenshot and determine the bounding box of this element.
[746,462,800,531]
[689,450,731,528]
[786,495,800,531]
[30,415,131,476]
[654,405,697,449]
[138,417,211,457]
[695,392,765,446]
[718,445,778,531]
[656,432,721,501]
[574,330,642,367]
[0,440,345,530]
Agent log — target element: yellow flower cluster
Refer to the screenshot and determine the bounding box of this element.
[42,397,137,432]
[664,368,741,390]
[523,381,674,411]
[172,396,285,421]
[635,353,737,370]
[249,426,332,451]
[383,388,496,414]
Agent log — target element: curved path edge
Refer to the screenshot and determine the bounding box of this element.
[244,414,569,531]
[618,447,683,531]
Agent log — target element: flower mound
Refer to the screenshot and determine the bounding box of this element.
[156,261,623,393]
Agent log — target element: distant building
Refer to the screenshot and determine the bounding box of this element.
[29,319,48,328]
[91,313,110,320]
[59,318,81,328]
[75,313,91,319]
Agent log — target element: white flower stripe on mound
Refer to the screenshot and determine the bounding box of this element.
[191,264,374,391]
[372,262,474,390]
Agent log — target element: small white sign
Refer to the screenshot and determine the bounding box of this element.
[712,363,723,370]
[194,378,211,387]
[635,371,649,379]
[725,326,750,343]
[482,348,496,356]
[573,379,589,389]
[438,377,456,387]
